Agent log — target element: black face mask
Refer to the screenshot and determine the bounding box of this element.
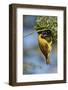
[42,30,52,37]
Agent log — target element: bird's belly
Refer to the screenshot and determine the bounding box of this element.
[38,37,52,56]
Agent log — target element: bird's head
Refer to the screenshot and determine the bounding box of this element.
[41,30,52,38]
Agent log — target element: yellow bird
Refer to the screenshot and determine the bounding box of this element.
[38,30,52,64]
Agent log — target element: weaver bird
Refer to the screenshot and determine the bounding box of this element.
[38,30,52,64]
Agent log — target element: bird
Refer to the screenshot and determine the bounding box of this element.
[38,30,52,64]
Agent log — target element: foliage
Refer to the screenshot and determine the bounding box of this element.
[34,16,57,44]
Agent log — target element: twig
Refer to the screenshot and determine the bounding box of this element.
[24,29,47,38]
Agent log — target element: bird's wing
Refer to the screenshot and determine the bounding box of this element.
[38,34,52,52]
[38,34,49,55]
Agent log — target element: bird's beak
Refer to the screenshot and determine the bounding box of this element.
[44,34,48,37]
[41,34,48,38]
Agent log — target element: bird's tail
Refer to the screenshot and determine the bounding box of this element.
[45,56,51,64]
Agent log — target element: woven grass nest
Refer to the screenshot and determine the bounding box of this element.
[34,16,57,44]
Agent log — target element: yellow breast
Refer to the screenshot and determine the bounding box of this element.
[38,34,52,54]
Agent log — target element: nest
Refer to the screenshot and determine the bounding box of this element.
[34,16,57,44]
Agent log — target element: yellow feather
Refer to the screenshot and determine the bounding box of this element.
[38,34,52,64]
